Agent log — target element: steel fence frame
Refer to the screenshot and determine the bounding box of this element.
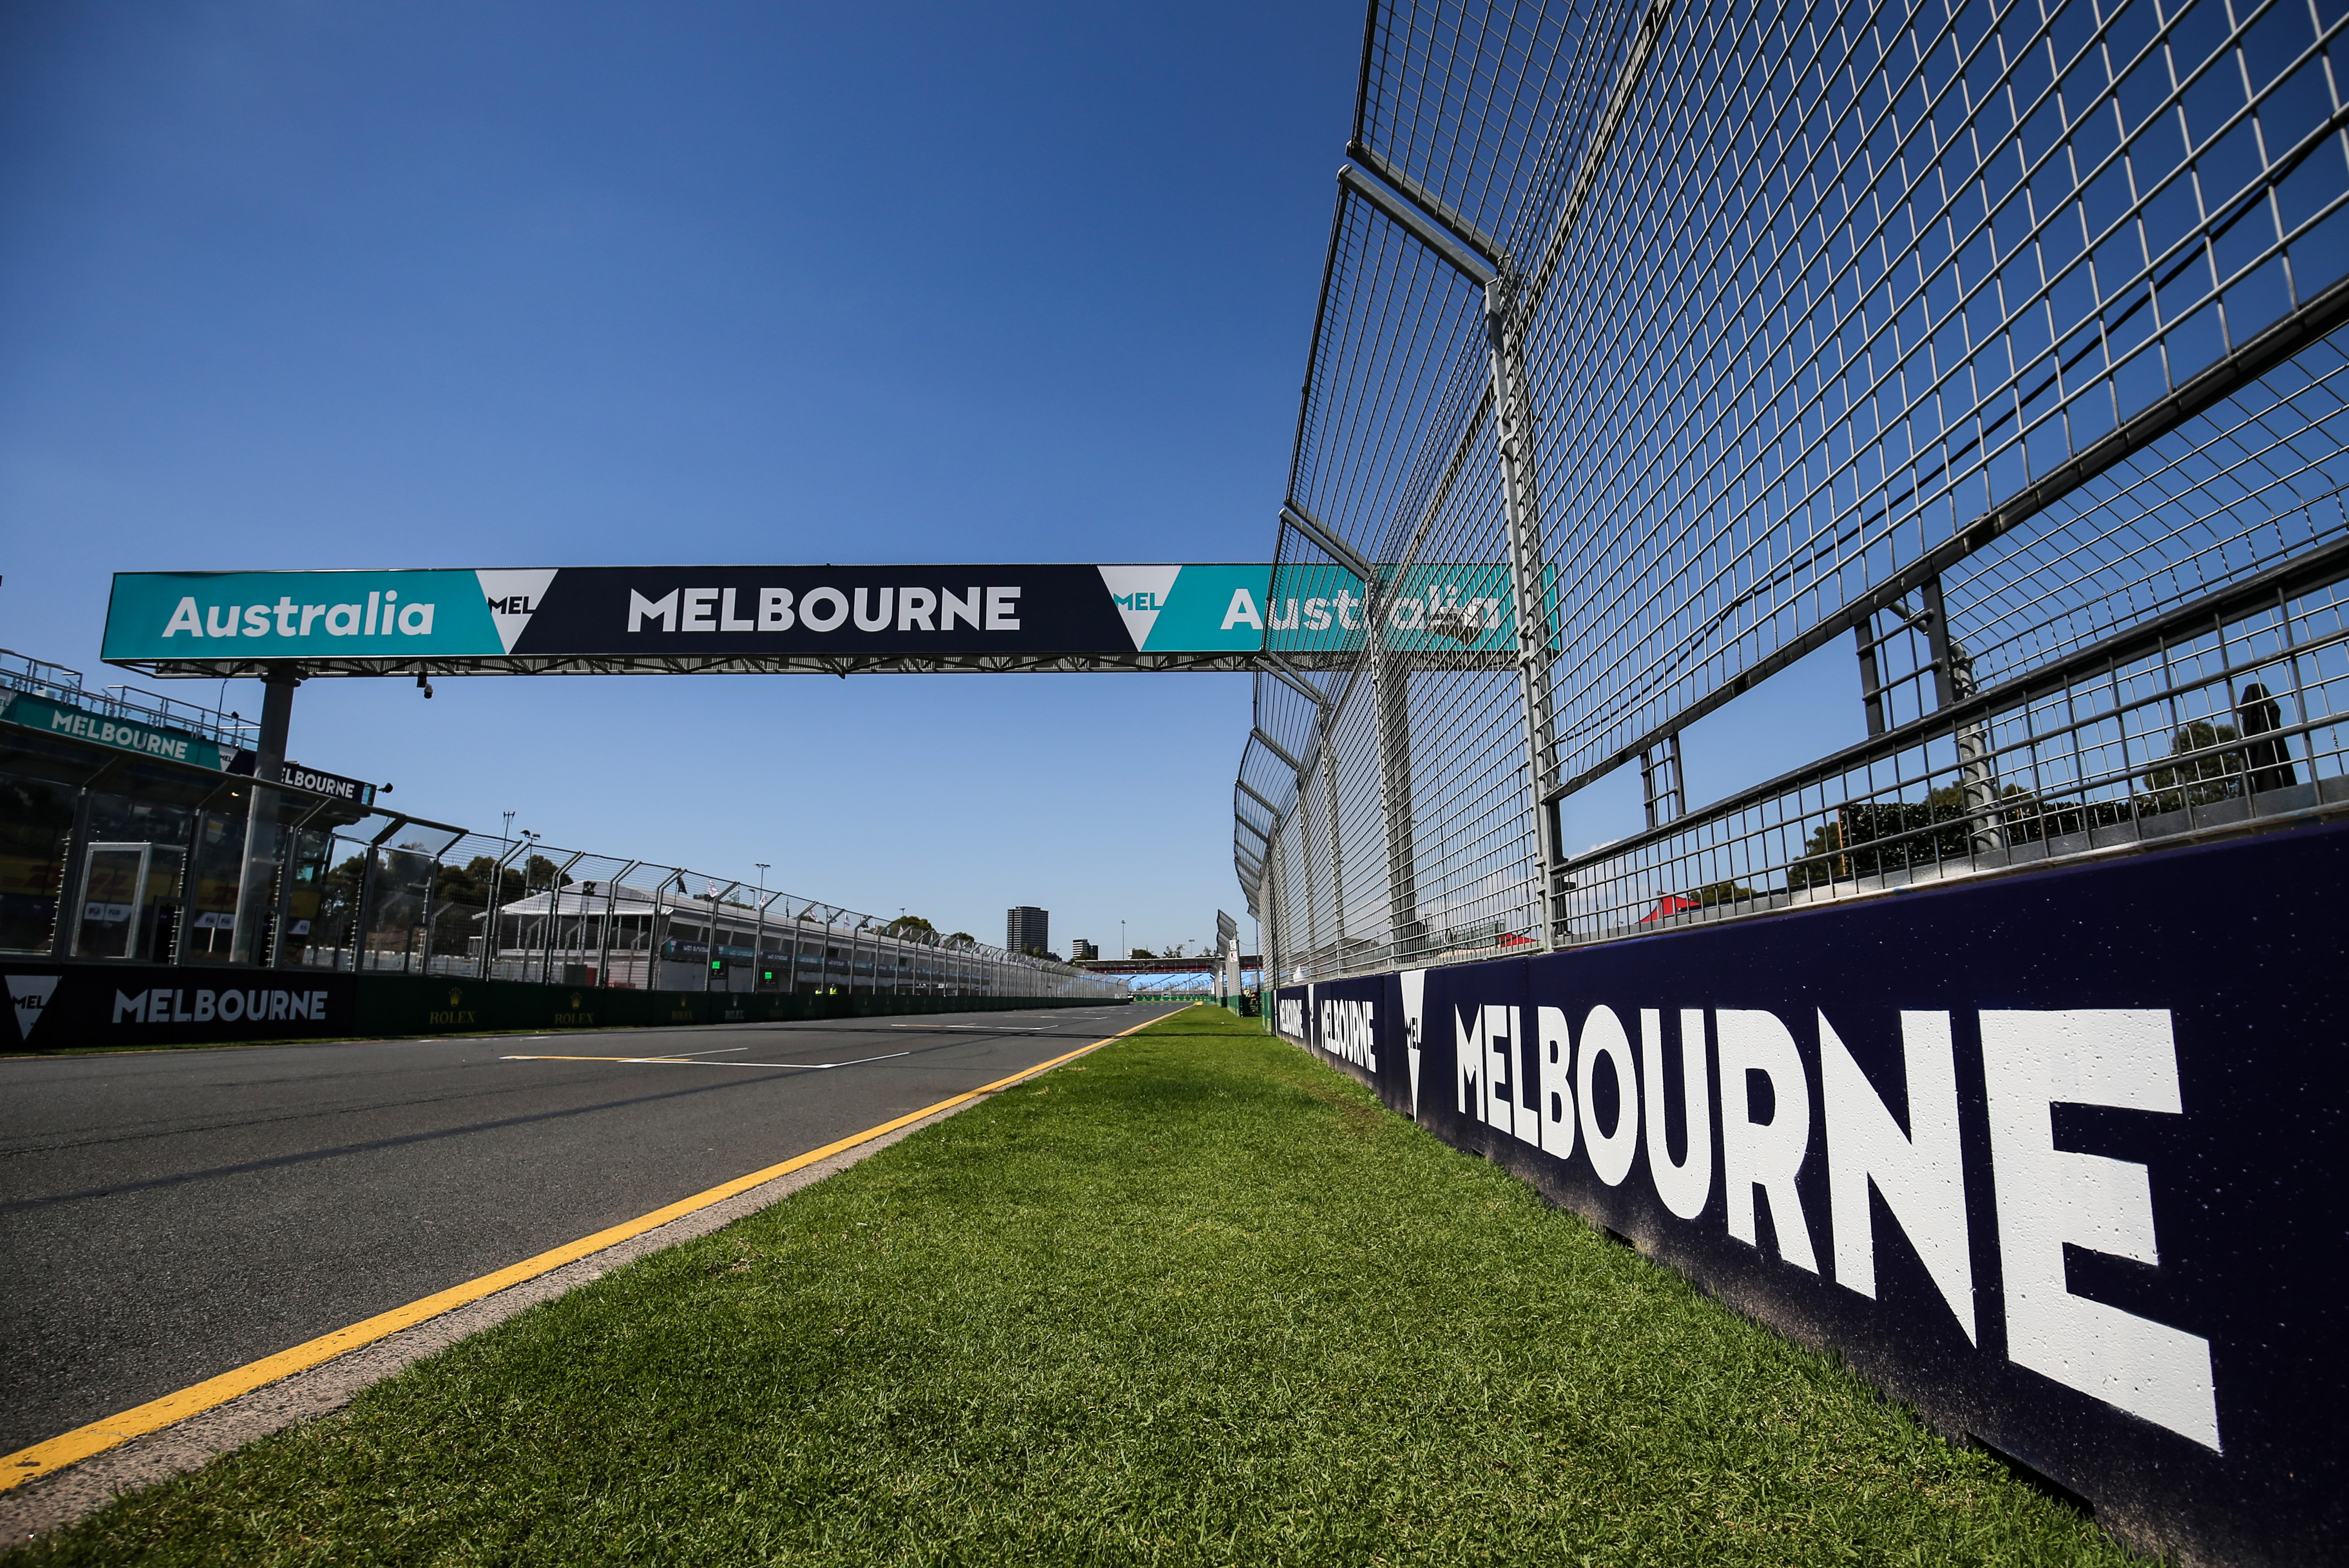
[1239,0,2349,984]
[0,651,1116,1001]
[271,818,1114,999]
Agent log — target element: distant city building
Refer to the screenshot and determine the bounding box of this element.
[1006,905,1049,956]
[1069,938,1097,961]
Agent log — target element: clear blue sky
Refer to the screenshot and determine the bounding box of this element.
[0,0,1365,957]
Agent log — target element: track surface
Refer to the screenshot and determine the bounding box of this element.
[0,1003,1176,1456]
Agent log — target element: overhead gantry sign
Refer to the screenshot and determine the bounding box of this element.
[101,563,1526,678]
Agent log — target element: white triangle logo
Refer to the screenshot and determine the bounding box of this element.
[1399,969,1425,1118]
[475,569,560,654]
[1096,566,1182,651]
[8,975,60,1042]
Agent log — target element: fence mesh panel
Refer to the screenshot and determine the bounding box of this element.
[1240,0,2349,983]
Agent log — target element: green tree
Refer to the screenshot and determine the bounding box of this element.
[1787,782,1982,890]
[316,853,369,943]
[428,855,499,957]
[2143,719,2242,813]
[883,914,936,940]
[521,853,571,890]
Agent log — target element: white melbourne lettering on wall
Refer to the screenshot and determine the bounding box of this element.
[1286,992,2220,1452]
[43,708,193,762]
[1317,997,1376,1071]
[112,987,331,1026]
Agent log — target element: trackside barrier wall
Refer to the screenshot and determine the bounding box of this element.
[1274,821,2344,1568]
[0,960,1116,1051]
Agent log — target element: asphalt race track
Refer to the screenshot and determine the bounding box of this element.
[0,1002,1178,1457]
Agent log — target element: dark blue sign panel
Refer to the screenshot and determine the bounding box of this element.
[1275,821,2347,1567]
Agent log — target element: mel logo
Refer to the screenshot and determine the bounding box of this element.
[7,975,60,1042]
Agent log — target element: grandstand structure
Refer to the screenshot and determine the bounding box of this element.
[1236,0,2349,979]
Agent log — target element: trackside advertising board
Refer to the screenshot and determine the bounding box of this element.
[101,564,1533,674]
[0,967,1104,1048]
[1274,821,2347,1568]
[0,690,227,770]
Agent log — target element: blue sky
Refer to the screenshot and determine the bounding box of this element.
[0,0,1866,960]
[0,0,1368,957]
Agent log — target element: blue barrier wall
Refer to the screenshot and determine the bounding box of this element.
[1275,820,2346,1568]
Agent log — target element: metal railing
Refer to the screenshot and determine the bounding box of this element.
[1,648,258,751]
[263,820,1121,999]
[2,649,1119,999]
[1238,0,2349,983]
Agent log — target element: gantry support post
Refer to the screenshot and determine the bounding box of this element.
[230,671,299,965]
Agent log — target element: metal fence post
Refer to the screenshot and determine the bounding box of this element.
[1640,732,1684,830]
[1373,638,1419,968]
[413,853,436,976]
[1260,848,1280,991]
[1856,616,1889,737]
[598,862,636,988]
[1483,274,1565,950]
[648,874,667,992]
[477,855,499,980]
[1321,734,1346,970]
[1915,580,2002,855]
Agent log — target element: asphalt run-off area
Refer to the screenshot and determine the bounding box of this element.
[0,1003,1177,1458]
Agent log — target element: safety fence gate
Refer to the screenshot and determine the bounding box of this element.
[1238,3,2349,1564]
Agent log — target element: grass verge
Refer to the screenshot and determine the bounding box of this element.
[7,1006,2127,1565]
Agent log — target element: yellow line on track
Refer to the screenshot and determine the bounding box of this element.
[0,1006,1187,1493]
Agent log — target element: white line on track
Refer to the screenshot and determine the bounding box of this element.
[500,1049,913,1070]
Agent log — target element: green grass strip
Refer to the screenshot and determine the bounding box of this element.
[9,1006,2128,1565]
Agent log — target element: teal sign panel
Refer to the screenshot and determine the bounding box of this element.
[99,563,1537,671]
[1096,564,1277,652]
[103,571,507,664]
[1264,563,1523,655]
[0,690,227,770]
